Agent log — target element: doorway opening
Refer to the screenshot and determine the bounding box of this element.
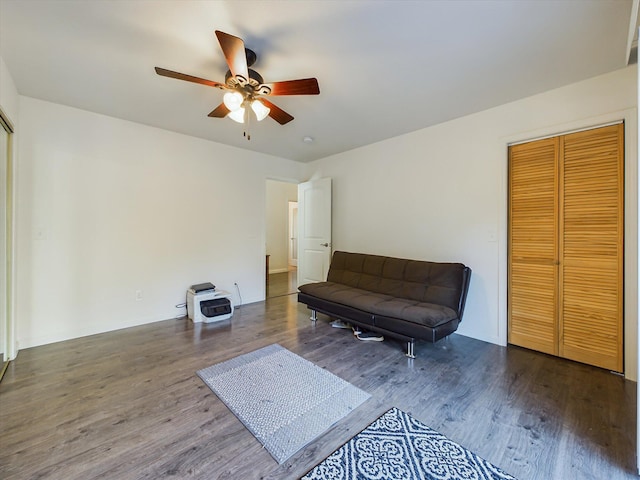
[266,179,298,298]
[0,107,15,381]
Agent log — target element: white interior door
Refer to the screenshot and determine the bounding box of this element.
[288,201,298,267]
[297,178,332,287]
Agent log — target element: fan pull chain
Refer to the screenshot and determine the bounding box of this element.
[244,105,251,141]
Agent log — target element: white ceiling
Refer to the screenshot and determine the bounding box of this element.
[0,0,636,163]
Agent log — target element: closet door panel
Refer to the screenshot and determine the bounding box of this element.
[508,138,558,354]
[562,261,620,369]
[509,263,557,354]
[560,125,623,372]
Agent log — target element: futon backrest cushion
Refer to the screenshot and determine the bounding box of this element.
[326,251,466,312]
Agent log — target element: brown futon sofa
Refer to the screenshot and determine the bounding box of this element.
[298,251,471,357]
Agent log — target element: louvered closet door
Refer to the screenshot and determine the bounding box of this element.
[508,124,624,372]
[560,124,624,372]
[508,138,559,355]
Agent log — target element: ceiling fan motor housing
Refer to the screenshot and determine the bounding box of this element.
[224,68,264,87]
[224,47,261,85]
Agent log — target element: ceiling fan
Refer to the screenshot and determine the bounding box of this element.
[155,30,320,139]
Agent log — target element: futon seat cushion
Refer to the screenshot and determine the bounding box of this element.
[298,281,458,328]
[326,252,466,313]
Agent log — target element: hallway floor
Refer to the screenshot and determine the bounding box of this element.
[267,268,297,298]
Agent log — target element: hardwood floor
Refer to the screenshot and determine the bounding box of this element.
[0,294,636,479]
[267,269,297,298]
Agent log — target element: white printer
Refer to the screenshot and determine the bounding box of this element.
[187,283,233,323]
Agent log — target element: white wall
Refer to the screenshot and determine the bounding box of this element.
[265,179,297,273]
[16,96,303,349]
[305,65,638,380]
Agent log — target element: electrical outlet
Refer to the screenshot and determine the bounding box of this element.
[135,290,143,301]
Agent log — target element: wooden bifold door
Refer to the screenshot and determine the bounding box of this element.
[508,123,624,372]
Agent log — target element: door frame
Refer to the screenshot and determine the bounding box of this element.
[0,105,16,369]
[500,110,637,381]
[507,124,625,371]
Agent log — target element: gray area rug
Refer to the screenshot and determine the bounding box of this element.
[302,407,516,480]
[196,344,370,464]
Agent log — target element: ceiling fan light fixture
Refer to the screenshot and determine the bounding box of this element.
[223,91,244,111]
[156,30,320,137]
[227,107,245,123]
[251,99,270,121]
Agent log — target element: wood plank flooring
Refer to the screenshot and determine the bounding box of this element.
[0,294,636,479]
[267,270,297,299]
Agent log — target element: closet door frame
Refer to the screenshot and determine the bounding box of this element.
[510,119,624,375]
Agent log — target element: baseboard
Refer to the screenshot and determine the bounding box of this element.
[17,311,178,350]
[268,268,289,274]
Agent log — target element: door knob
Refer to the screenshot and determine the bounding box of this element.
[320,243,329,247]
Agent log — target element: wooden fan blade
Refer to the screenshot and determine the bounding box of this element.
[262,78,320,96]
[155,67,224,89]
[208,103,230,118]
[215,30,249,79]
[261,99,294,125]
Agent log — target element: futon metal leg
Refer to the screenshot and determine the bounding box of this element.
[310,309,317,323]
[406,341,415,359]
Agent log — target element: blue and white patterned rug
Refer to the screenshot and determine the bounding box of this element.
[301,407,516,480]
[197,344,370,464]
